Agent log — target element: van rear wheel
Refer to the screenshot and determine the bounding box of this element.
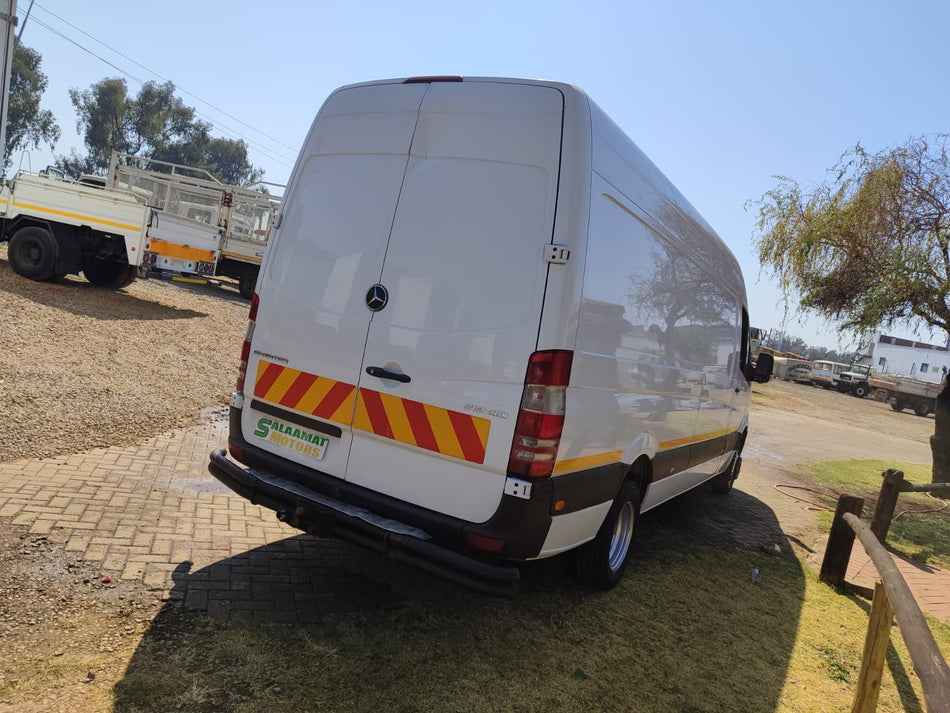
[575,480,639,590]
[711,452,741,494]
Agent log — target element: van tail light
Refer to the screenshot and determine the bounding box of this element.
[235,292,260,393]
[507,350,573,480]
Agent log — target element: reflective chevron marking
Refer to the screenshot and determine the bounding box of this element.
[252,360,491,463]
[253,361,356,424]
[353,388,490,464]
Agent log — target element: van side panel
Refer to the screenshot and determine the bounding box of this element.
[550,101,747,523]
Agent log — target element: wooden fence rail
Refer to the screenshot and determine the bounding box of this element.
[819,470,950,712]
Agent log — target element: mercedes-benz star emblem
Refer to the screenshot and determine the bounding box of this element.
[365,283,389,312]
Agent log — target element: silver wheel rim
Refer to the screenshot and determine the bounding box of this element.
[608,501,635,572]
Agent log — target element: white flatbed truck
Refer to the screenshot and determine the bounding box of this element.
[0,167,149,288]
[870,373,943,417]
[107,153,282,298]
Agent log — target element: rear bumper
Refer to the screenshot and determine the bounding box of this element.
[211,403,626,595]
[209,447,521,596]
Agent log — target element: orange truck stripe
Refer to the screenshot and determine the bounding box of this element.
[148,238,217,263]
[252,360,489,463]
[13,201,143,232]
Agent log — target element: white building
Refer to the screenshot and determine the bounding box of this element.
[869,332,950,383]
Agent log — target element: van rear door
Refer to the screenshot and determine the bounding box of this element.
[245,80,564,524]
[242,83,428,480]
[346,81,565,523]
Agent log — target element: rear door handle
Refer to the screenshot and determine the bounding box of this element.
[365,366,411,383]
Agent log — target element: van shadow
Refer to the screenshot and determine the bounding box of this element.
[113,489,808,712]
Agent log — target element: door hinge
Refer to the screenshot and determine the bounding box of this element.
[546,244,571,265]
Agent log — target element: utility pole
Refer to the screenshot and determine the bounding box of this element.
[0,0,17,170]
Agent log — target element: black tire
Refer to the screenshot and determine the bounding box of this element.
[711,453,742,494]
[852,383,870,398]
[8,226,59,281]
[238,271,257,299]
[891,400,904,412]
[82,258,136,289]
[914,401,931,417]
[575,480,639,590]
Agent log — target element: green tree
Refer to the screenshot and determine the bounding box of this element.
[151,123,263,186]
[751,135,950,482]
[58,77,261,185]
[4,43,60,172]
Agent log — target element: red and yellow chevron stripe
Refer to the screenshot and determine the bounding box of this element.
[352,389,490,464]
[252,360,491,463]
[254,361,357,424]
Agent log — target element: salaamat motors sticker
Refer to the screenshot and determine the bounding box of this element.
[254,417,329,460]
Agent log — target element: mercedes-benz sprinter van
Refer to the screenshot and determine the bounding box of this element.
[209,76,772,595]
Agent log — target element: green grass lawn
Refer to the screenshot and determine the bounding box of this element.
[808,459,950,570]
[109,547,950,713]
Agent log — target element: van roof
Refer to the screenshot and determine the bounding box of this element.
[331,76,740,271]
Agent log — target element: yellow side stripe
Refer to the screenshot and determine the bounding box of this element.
[658,427,734,451]
[552,428,736,476]
[554,450,623,475]
[13,201,142,232]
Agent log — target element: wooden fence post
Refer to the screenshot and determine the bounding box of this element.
[820,494,864,587]
[851,581,894,713]
[870,469,904,544]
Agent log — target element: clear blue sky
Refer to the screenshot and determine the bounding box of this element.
[13,0,950,350]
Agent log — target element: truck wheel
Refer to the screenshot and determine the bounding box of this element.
[8,226,59,281]
[83,258,136,289]
[852,383,869,398]
[238,272,257,299]
[915,401,931,417]
[891,400,904,412]
[574,480,639,590]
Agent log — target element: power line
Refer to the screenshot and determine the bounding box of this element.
[22,6,297,170]
[33,3,298,157]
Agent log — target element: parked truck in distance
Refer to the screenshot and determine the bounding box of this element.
[107,153,283,298]
[0,165,149,288]
[810,360,851,390]
[870,373,943,417]
[836,362,872,397]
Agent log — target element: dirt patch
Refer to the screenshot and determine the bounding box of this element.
[0,245,247,462]
[0,529,164,712]
[753,377,935,446]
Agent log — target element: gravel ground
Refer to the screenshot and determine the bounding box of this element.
[0,244,248,463]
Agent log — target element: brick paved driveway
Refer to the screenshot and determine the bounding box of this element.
[1,402,947,622]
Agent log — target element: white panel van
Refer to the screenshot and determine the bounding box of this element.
[209,77,773,595]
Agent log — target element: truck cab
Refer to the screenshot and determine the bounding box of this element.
[837,363,872,397]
